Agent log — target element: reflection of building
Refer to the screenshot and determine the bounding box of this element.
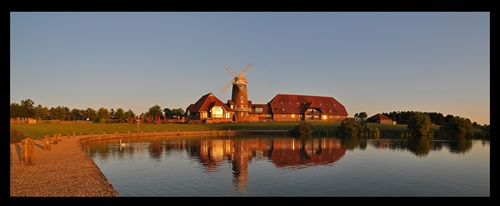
[194,137,346,193]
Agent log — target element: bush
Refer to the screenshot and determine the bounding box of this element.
[290,121,313,138]
[338,118,362,137]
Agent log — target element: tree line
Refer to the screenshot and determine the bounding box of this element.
[10,99,184,124]
[341,112,490,140]
[353,111,488,130]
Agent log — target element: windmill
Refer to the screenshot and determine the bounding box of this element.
[221,63,253,121]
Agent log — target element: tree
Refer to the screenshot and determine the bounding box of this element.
[440,117,473,140]
[148,105,163,120]
[34,104,50,120]
[407,113,432,137]
[84,108,97,121]
[338,118,362,137]
[124,109,135,123]
[358,112,367,121]
[164,108,173,119]
[114,108,126,121]
[10,103,22,118]
[109,108,115,119]
[20,99,36,118]
[172,108,185,119]
[97,107,110,121]
[69,108,82,120]
[49,106,68,120]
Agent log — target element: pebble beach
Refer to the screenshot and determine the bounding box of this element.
[10,135,120,197]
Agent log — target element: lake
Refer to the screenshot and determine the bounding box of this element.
[81,135,490,197]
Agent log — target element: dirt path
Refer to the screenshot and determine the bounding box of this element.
[10,135,120,197]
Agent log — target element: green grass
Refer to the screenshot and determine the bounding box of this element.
[10,121,438,143]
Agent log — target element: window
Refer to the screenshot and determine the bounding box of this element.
[288,101,291,104]
[329,109,332,112]
[320,103,322,106]
[255,108,263,112]
[240,96,243,100]
[282,114,287,117]
[296,102,299,105]
[290,108,294,111]
[280,101,283,104]
[211,106,223,118]
[282,108,285,111]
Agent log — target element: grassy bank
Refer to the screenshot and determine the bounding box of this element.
[10,121,429,143]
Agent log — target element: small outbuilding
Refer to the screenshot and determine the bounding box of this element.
[366,113,394,124]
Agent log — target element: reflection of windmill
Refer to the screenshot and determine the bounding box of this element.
[221,63,253,121]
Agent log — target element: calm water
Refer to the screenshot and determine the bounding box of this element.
[82,135,490,197]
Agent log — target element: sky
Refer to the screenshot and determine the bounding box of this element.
[10,12,490,125]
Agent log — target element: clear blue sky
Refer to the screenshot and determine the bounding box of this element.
[10,12,490,125]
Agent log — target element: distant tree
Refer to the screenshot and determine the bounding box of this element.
[20,99,36,118]
[148,105,163,120]
[164,108,173,119]
[84,108,97,121]
[114,108,126,121]
[407,113,432,137]
[10,103,22,118]
[124,109,135,123]
[97,107,110,121]
[440,117,474,140]
[34,104,50,120]
[109,108,115,119]
[69,108,82,120]
[358,112,367,121]
[49,106,68,120]
[172,108,185,119]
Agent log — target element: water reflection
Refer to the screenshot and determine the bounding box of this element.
[82,136,484,195]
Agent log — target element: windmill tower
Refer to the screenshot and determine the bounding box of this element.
[221,63,253,121]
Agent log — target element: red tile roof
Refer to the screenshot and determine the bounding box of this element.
[367,113,392,121]
[187,93,233,113]
[268,94,348,115]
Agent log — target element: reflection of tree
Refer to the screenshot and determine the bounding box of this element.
[447,140,473,154]
[407,137,431,157]
[340,136,359,150]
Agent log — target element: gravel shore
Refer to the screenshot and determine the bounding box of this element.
[10,135,120,197]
